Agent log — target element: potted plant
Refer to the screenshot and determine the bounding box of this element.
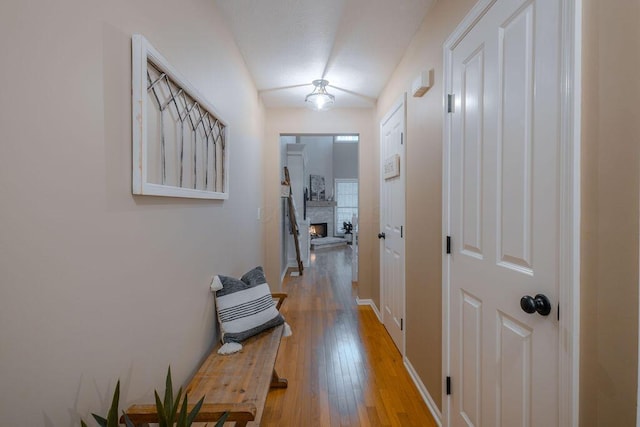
[342,221,353,244]
[81,367,228,427]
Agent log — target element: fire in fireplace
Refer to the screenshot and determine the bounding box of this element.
[309,223,328,239]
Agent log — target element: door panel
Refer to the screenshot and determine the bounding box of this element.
[461,47,485,259]
[497,2,534,272]
[497,313,533,427]
[460,291,482,426]
[448,0,561,425]
[380,99,405,352]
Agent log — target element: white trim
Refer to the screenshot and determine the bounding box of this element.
[441,1,581,426]
[441,27,453,427]
[379,94,407,356]
[444,0,498,51]
[558,1,582,426]
[404,357,443,427]
[638,28,640,423]
[356,298,382,322]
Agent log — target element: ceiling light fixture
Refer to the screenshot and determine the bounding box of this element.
[305,79,335,111]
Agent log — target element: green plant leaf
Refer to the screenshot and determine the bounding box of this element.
[155,390,168,427]
[164,367,174,414]
[214,412,230,427]
[186,395,205,426]
[106,380,121,426]
[171,387,183,422]
[122,411,136,427]
[177,395,188,427]
[91,414,108,427]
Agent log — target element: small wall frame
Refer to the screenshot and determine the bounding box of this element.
[132,34,229,199]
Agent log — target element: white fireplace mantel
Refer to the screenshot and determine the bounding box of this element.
[307,200,337,207]
[307,204,336,237]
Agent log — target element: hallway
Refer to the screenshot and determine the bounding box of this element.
[263,247,437,426]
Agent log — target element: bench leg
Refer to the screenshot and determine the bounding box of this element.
[270,369,288,389]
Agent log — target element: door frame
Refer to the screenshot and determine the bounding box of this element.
[379,94,407,356]
[441,0,582,425]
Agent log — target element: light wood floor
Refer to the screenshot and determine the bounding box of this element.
[262,247,437,427]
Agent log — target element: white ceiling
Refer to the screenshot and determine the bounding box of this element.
[215,0,434,109]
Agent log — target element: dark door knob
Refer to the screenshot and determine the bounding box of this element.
[520,294,552,316]
[378,232,386,239]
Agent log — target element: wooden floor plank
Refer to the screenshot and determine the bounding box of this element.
[265,247,437,427]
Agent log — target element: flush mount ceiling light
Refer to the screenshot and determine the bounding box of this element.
[305,79,335,111]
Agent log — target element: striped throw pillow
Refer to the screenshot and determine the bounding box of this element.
[211,266,284,353]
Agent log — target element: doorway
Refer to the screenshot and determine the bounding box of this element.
[280,134,360,280]
[379,98,406,355]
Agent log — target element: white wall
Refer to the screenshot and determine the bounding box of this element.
[580,0,640,423]
[333,143,359,180]
[301,136,334,199]
[0,0,265,425]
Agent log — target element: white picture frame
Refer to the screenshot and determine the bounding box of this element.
[131,34,229,199]
[383,154,400,180]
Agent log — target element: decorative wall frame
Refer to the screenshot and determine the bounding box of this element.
[383,154,401,180]
[132,34,229,199]
[309,175,325,201]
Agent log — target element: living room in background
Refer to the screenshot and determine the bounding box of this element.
[279,133,359,280]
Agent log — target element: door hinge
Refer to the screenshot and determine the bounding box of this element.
[401,318,404,331]
[401,225,404,238]
[401,132,404,145]
[446,376,452,395]
[446,236,451,254]
[557,303,560,321]
[447,94,455,113]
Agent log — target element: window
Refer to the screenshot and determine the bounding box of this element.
[335,179,358,235]
[334,135,359,143]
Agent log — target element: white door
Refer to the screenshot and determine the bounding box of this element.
[380,98,406,352]
[446,0,562,425]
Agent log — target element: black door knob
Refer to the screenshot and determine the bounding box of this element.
[378,232,386,239]
[520,294,552,316]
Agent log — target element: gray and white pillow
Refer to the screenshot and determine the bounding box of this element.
[211,266,284,354]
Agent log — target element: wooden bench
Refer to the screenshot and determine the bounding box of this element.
[124,294,288,427]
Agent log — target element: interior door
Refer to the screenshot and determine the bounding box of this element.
[447,0,561,425]
[380,98,406,352]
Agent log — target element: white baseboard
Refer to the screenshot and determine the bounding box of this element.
[404,357,443,427]
[355,298,382,322]
[280,267,287,286]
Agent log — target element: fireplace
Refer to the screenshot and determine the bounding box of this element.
[309,223,328,239]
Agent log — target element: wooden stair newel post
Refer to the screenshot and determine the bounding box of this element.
[283,167,304,275]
